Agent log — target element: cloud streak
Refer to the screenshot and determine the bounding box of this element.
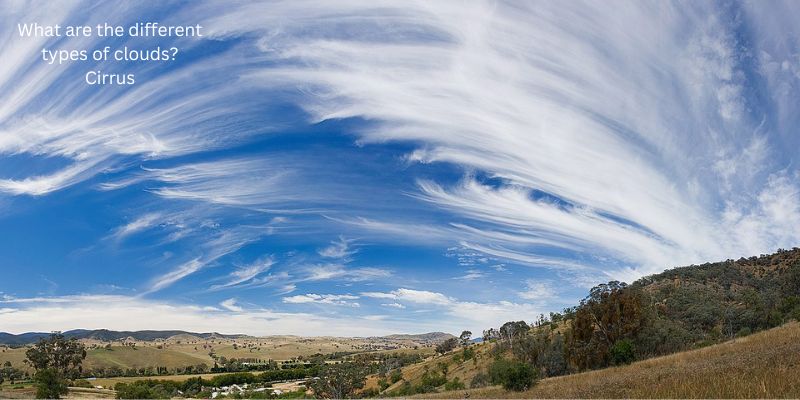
[2,1,800,333]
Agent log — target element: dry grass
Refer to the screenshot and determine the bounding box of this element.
[0,385,114,399]
[409,321,800,399]
[84,346,209,371]
[0,347,28,369]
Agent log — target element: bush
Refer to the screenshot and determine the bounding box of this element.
[71,379,94,388]
[415,369,447,393]
[610,339,635,365]
[444,377,465,391]
[489,359,538,392]
[114,381,179,399]
[394,381,414,396]
[462,347,476,361]
[736,327,752,338]
[469,372,489,388]
[389,368,403,384]
[360,387,380,398]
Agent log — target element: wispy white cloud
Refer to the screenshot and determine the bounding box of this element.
[224,1,800,280]
[220,298,243,312]
[210,256,275,291]
[453,269,486,281]
[146,228,260,294]
[361,287,544,333]
[518,280,557,302]
[282,293,360,307]
[108,213,162,242]
[362,288,453,306]
[3,0,800,334]
[318,236,356,259]
[303,263,392,282]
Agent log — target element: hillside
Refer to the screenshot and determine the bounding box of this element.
[365,340,493,394]
[82,346,210,371]
[635,248,800,338]
[365,248,800,397]
[403,321,800,398]
[380,332,455,344]
[558,248,800,372]
[0,329,245,345]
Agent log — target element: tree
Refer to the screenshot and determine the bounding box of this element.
[1,361,23,385]
[310,362,369,399]
[568,282,645,370]
[34,368,69,399]
[499,321,529,350]
[25,333,87,399]
[459,331,472,347]
[482,328,499,342]
[435,338,458,355]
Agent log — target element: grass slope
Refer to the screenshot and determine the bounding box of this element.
[365,342,494,394]
[407,321,800,398]
[83,346,209,371]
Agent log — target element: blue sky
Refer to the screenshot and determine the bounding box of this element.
[1,0,799,336]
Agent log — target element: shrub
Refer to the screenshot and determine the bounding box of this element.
[71,379,94,388]
[470,372,489,388]
[415,369,447,393]
[444,377,465,391]
[389,368,403,384]
[392,381,414,396]
[462,347,476,361]
[610,339,635,365]
[736,327,752,338]
[489,359,538,392]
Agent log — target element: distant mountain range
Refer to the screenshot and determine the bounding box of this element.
[0,329,456,345]
[0,329,245,345]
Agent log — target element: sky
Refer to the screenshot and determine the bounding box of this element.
[1,0,799,336]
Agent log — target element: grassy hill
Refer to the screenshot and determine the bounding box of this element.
[400,321,800,398]
[365,248,800,398]
[83,346,210,371]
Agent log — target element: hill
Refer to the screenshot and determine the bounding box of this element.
[380,332,455,343]
[0,329,245,345]
[366,247,800,397]
[83,346,210,371]
[402,321,800,398]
